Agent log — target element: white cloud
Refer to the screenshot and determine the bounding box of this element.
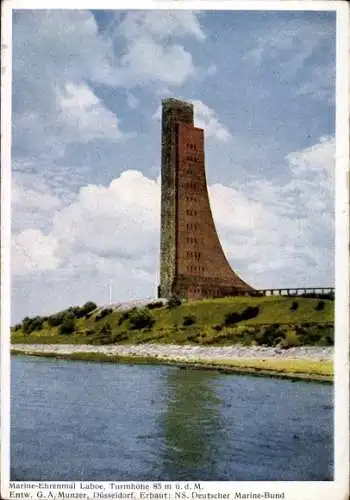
[246,20,330,71]
[126,93,139,109]
[12,135,334,320]
[192,100,231,142]
[118,38,195,86]
[118,11,205,43]
[296,64,335,103]
[12,230,61,275]
[245,18,335,101]
[211,135,335,286]
[110,11,205,87]
[13,10,113,105]
[11,177,63,234]
[286,135,334,177]
[12,171,160,278]
[57,83,122,142]
[153,99,231,142]
[12,180,61,213]
[52,170,160,259]
[12,10,205,162]
[13,11,124,159]
[13,10,205,93]
[282,135,334,215]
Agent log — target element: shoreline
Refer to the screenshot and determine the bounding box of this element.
[11,344,333,383]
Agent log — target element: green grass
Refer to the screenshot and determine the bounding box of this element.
[205,358,333,377]
[11,296,334,347]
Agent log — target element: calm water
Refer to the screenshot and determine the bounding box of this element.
[11,356,333,481]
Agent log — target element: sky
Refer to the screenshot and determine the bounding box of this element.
[11,8,336,323]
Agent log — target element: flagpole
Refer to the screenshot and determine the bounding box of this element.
[109,280,113,305]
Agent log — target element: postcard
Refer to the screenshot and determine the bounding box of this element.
[1,2,349,500]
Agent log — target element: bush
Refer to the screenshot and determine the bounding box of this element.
[167,296,182,309]
[223,306,260,327]
[213,324,223,332]
[70,301,97,319]
[295,324,307,336]
[128,308,155,330]
[85,328,96,336]
[92,323,115,345]
[240,306,260,321]
[48,312,67,327]
[256,324,281,346]
[146,301,164,310]
[59,314,76,335]
[183,314,197,326]
[113,332,128,343]
[300,292,334,300]
[290,301,299,311]
[22,318,31,334]
[95,308,113,321]
[99,323,112,336]
[279,330,301,349]
[22,316,45,334]
[13,324,22,331]
[317,336,331,346]
[307,332,322,343]
[80,301,98,316]
[224,312,241,326]
[67,306,81,317]
[118,308,134,325]
[325,291,335,301]
[187,333,200,342]
[315,300,325,311]
[273,336,284,347]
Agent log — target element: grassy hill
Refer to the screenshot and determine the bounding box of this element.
[11,296,334,348]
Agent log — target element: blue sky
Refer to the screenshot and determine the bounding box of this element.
[11,8,336,323]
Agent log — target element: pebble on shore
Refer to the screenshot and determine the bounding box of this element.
[11,343,333,363]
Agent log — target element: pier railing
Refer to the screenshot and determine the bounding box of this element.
[240,287,334,298]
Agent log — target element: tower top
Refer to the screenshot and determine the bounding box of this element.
[161,98,194,126]
[162,98,193,111]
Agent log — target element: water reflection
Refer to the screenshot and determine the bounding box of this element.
[160,368,223,479]
[11,357,333,481]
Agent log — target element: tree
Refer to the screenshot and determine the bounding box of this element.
[128,308,155,330]
[22,316,44,334]
[80,301,98,316]
[48,312,66,327]
[59,313,76,335]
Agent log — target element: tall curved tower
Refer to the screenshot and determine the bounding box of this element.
[159,98,253,300]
